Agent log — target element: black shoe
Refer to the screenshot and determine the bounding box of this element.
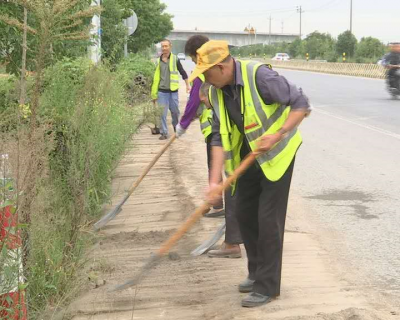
[241,292,273,308]
[238,278,255,293]
[203,209,225,218]
[159,135,168,140]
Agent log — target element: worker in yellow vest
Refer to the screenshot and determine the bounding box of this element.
[189,41,311,308]
[151,39,190,140]
[176,35,242,258]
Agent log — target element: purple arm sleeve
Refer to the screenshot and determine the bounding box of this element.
[179,78,202,129]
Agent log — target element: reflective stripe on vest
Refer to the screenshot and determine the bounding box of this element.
[200,119,211,131]
[196,74,212,140]
[151,53,180,99]
[209,87,242,181]
[210,60,302,182]
[199,107,213,140]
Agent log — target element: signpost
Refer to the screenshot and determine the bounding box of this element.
[89,0,101,64]
[123,10,138,57]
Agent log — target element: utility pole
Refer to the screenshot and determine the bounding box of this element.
[268,15,272,45]
[297,6,304,39]
[350,0,353,33]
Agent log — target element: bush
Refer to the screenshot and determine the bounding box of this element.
[115,53,159,126]
[1,55,153,317]
[325,50,339,63]
[0,76,18,114]
[27,63,142,315]
[116,53,155,82]
[115,53,155,104]
[40,58,92,121]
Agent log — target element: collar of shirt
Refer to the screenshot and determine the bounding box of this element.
[221,59,244,100]
[161,53,171,63]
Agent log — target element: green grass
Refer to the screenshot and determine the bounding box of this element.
[1,56,153,318]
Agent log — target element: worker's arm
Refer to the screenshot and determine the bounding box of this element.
[257,109,307,153]
[184,79,191,93]
[209,146,225,185]
[207,146,224,205]
[206,112,224,205]
[176,78,202,137]
[255,65,311,153]
[177,59,191,93]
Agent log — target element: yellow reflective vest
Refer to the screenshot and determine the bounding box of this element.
[209,60,302,186]
[194,74,213,140]
[151,53,180,99]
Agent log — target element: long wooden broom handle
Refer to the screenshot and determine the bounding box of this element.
[158,152,257,255]
[126,134,177,198]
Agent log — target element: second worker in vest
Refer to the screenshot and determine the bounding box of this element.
[151,39,191,140]
[175,35,242,258]
[189,41,311,308]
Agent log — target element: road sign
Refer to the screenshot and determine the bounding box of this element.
[123,10,138,57]
[125,10,138,36]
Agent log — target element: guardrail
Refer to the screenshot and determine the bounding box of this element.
[255,59,386,79]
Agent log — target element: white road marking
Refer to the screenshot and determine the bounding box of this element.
[313,107,400,140]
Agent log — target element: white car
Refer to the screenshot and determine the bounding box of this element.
[177,53,186,60]
[271,53,290,61]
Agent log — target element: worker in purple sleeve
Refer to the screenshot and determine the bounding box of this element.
[176,35,243,259]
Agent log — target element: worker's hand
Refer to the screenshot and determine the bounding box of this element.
[152,99,157,104]
[256,133,282,154]
[186,85,191,94]
[175,124,186,138]
[206,182,223,206]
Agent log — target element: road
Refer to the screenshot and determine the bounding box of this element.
[182,58,400,307]
[278,69,400,302]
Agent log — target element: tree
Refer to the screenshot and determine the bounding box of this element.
[356,37,385,59]
[126,0,173,53]
[303,31,335,60]
[97,0,173,61]
[336,30,357,57]
[0,0,102,275]
[101,0,127,64]
[0,0,96,75]
[0,2,36,75]
[288,38,302,58]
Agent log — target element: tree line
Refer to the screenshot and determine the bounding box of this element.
[231,30,387,64]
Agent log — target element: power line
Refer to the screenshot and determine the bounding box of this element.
[171,10,294,18]
[169,0,348,36]
[281,11,298,23]
[168,6,297,17]
[307,0,344,12]
[170,0,344,17]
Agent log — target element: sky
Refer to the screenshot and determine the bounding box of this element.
[161,0,400,44]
